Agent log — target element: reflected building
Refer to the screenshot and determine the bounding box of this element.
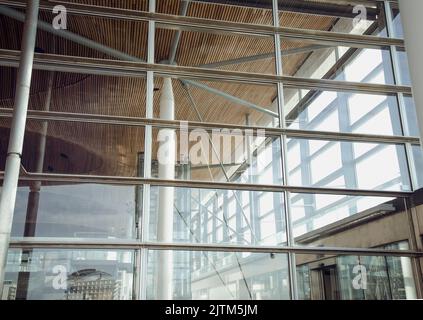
[0,0,423,300]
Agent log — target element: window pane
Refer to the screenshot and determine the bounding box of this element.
[154,77,279,127]
[12,182,138,239]
[37,13,147,61]
[64,0,148,10]
[412,146,423,190]
[21,120,145,177]
[280,39,394,85]
[287,138,411,191]
[149,186,286,246]
[0,9,22,51]
[290,193,411,248]
[279,0,387,37]
[396,47,412,86]
[295,252,417,300]
[157,26,276,74]
[158,0,273,25]
[151,128,283,184]
[391,5,403,38]
[403,95,419,137]
[147,250,290,299]
[0,117,11,171]
[25,71,146,117]
[285,89,402,136]
[4,249,134,300]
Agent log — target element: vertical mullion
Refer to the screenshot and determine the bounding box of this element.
[138,0,156,301]
[384,0,418,191]
[272,0,298,300]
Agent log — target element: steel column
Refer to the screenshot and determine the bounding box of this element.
[0,0,39,297]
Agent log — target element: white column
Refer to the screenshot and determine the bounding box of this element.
[0,0,39,297]
[156,78,176,299]
[399,0,423,146]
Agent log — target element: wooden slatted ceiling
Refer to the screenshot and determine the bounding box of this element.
[0,0,337,177]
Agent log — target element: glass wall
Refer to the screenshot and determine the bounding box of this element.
[0,0,421,300]
[147,251,290,300]
[4,249,134,300]
[296,242,417,300]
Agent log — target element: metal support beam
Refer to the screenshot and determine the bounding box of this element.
[8,238,423,258]
[0,0,404,48]
[168,0,191,64]
[0,0,39,297]
[182,79,278,118]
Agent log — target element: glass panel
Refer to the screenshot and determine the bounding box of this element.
[279,0,387,37]
[403,95,419,137]
[151,127,283,184]
[154,77,279,127]
[280,39,394,85]
[287,138,411,191]
[0,8,23,51]
[37,13,147,61]
[290,193,410,248]
[285,89,402,136]
[21,120,145,177]
[396,47,412,86]
[0,67,17,110]
[158,0,274,25]
[384,242,417,299]
[390,5,403,38]
[412,146,423,190]
[25,70,146,117]
[4,249,134,300]
[296,251,417,300]
[12,182,138,239]
[0,117,11,171]
[147,250,290,300]
[149,186,286,246]
[157,27,276,74]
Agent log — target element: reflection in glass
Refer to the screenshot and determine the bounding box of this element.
[37,13,148,61]
[153,77,279,127]
[25,71,147,117]
[12,182,138,239]
[4,249,134,300]
[149,186,286,246]
[396,47,411,86]
[0,117,11,172]
[285,89,402,136]
[156,27,276,75]
[279,0,387,37]
[22,120,145,177]
[290,193,396,241]
[412,146,423,190]
[147,250,290,300]
[281,39,394,85]
[403,95,419,137]
[391,7,403,38]
[157,0,273,25]
[151,128,283,184]
[296,244,417,300]
[287,138,411,191]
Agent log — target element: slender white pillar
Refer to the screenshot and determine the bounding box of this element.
[156,78,175,299]
[398,0,423,146]
[0,0,39,297]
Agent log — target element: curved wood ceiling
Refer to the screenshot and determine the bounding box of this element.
[0,0,339,178]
